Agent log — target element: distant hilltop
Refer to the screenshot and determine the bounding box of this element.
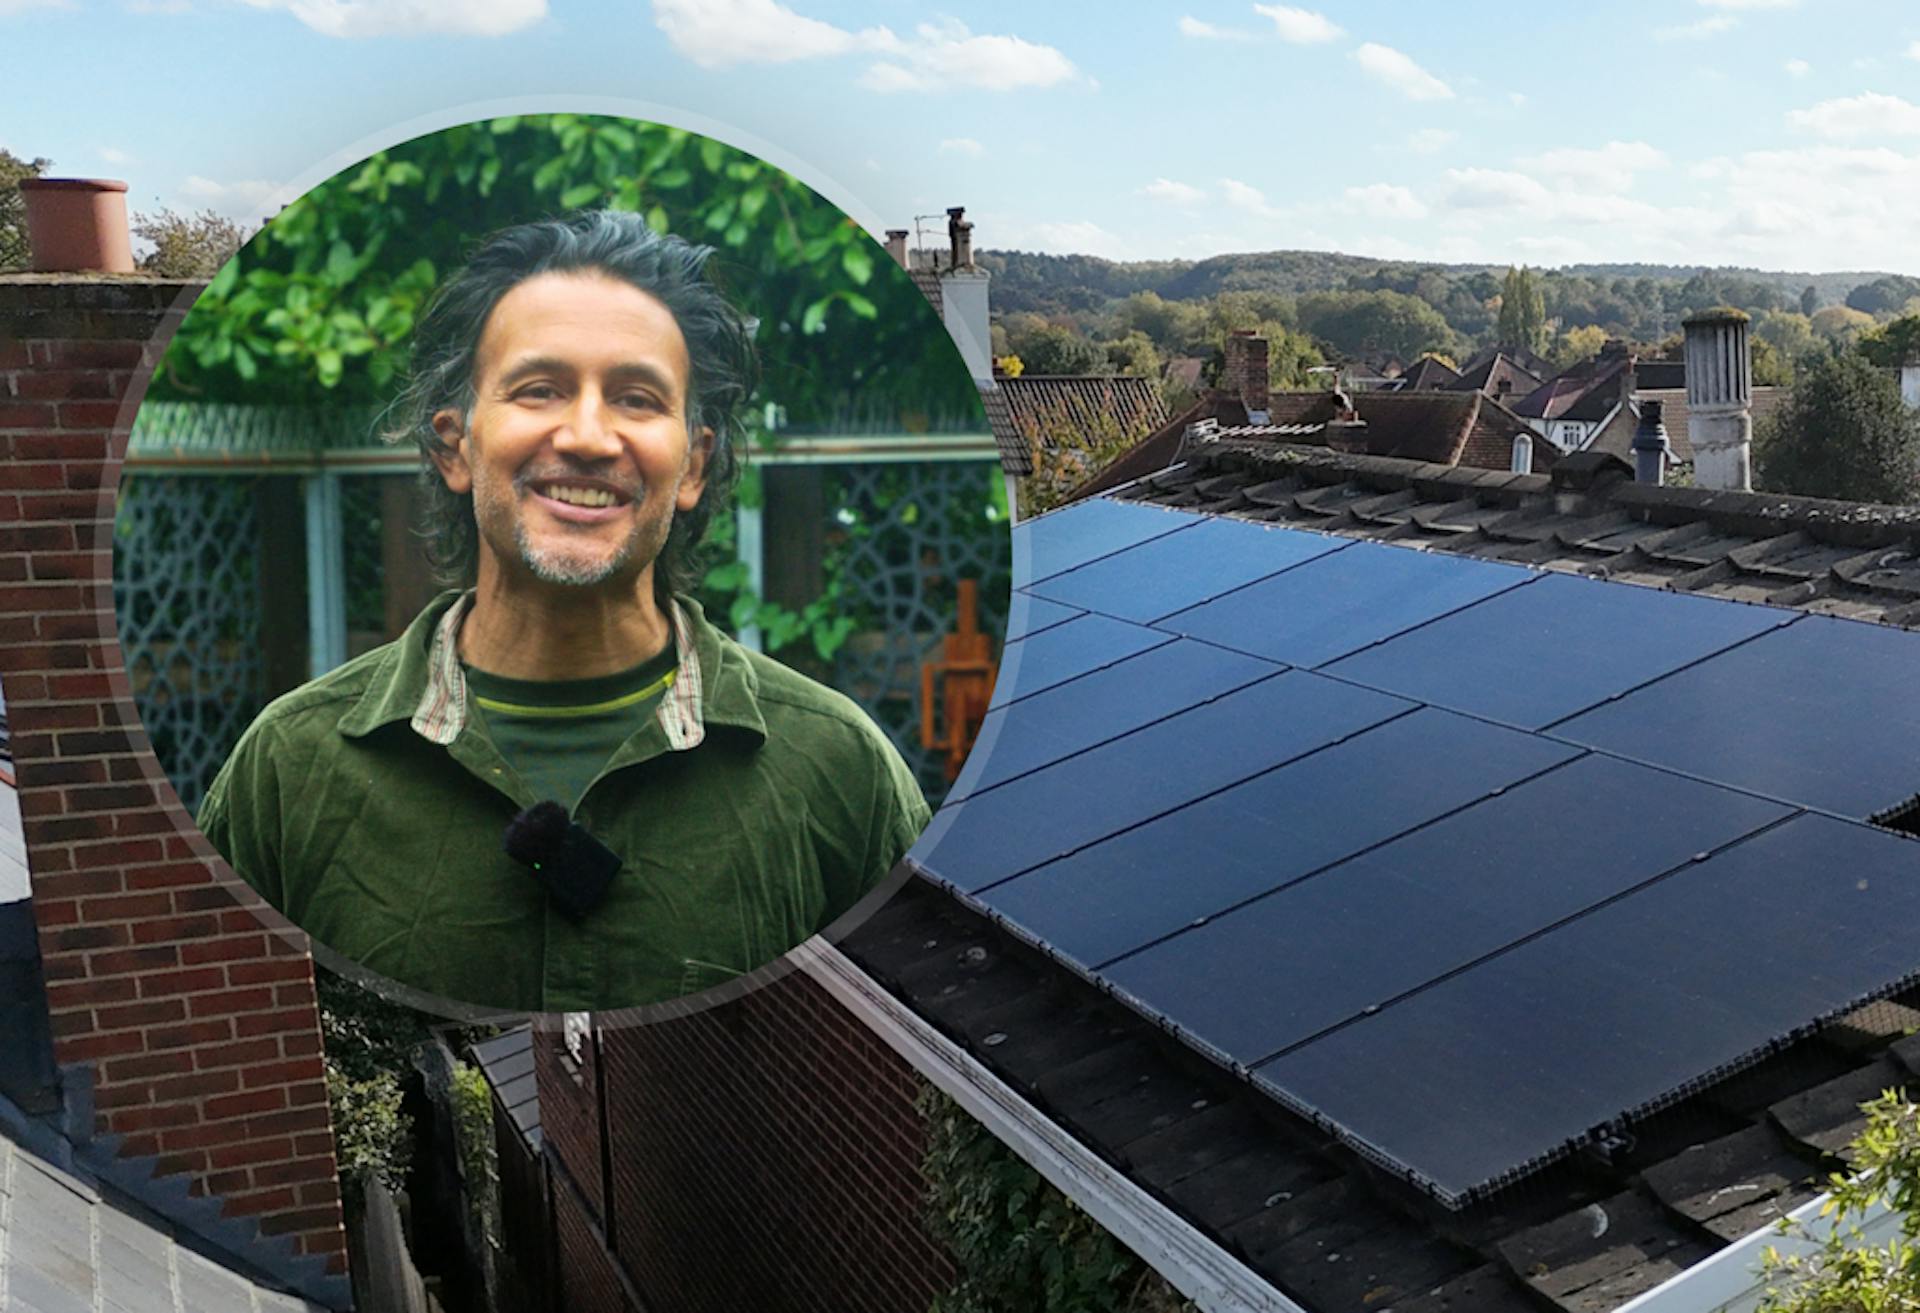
[979,247,1900,319]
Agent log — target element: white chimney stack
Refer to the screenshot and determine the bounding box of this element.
[1683,309,1753,492]
[884,229,909,268]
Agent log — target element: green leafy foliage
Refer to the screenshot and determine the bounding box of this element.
[318,968,494,1206]
[0,147,51,271]
[918,1088,1195,1313]
[1497,266,1549,356]
[1756,349,1920,504]
[1859,315,1920,368]
[1759,1091,1920,1312]
[450,1061,501,1249]
[132,208,251,279]
[150,115,975,431]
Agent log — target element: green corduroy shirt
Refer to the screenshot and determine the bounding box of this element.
[198,590,930,1012]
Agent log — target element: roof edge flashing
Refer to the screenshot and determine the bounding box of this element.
[795,938,1309,1313]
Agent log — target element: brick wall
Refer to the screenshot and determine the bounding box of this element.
[534,967,955,1313]
[1222,330,1270,415]
[0,275,348,1276]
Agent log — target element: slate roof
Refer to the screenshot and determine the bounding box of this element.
[1511,355,1632,422]
[1392,356,1461,391]
[850,437,1920,1313]
[0,1136,323,1313]
[1446,351,1543,400]
[472,1028,541,1151]
[985,375,1168,480]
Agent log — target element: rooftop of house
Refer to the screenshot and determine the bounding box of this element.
[0,1137,323,1313]
[1583,387,1790,469]
[856,435,1920,1313]
[984,373,1168,478]
[1392,356,1461,391]
[1444,350,1545,401]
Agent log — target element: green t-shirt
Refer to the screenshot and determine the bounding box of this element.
[197,592,931,1012]
[465,646,678,812]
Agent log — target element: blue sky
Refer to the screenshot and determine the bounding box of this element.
[8,0,1920,273]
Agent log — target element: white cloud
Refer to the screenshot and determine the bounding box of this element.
[1408,128,1455,154]
[1002,220,1132,260]
[1509,91,1527,107]
[1442,167,1554,210]
[99,146,134,165]
[1141,177,1206,205]
[1220,177,1283,218]
[1907,40,1920,61]
[1519,140,1669,188]
[1252,4,1341,43]
[1655,15,1737,39]
[238,0,543,36]
[652,0,887,65]
[1784,58,1810,77]
[1353,43,1453,101]
[1344,183,1428,220]
[182,175,283,219]
[1788,92,1920,139]
[0,0,71,12]
[939,137,985,157]
[126,0,192,11]
[1697,0,1795,8]
[1177,14,1242,38]
[860,19,1079,92]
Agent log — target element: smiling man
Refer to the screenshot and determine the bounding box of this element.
[198,211,930,1011]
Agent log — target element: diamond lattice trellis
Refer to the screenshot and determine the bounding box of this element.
[112,475,267,813]
[826,461,1010,802]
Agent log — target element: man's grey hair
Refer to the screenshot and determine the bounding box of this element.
[379,210,756,601]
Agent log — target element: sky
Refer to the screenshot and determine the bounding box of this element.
[7,0,1920,275]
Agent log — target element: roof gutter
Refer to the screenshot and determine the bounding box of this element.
[791,939,1309,1313]
[1612,1189,1895,1313]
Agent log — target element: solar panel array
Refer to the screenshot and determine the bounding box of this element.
[911,497,1920,1206]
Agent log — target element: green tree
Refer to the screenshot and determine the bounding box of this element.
[1102,329,1161,378]
[1800,284,1818,317]
[1846,275,1920,317]
[154,115,974,431]
[1858,314,1920,368]
[1553,324,1609,368]
[1812,305,1877,345]
[1755,349,1920,503]
[1751,334,1794,387]
[1759,1092,1920,1313]
[1010,321,1106,375]
[0,147,51,271]
[133,207,250,278]
[1496,266,1549,355]
[1295,289,1456,363]
[1756,311,1818,365]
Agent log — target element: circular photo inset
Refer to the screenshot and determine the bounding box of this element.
[117,114,1008,1014]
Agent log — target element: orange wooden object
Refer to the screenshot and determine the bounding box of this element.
[920,578,999,782]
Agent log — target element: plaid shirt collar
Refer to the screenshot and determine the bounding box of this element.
[409,590,708,751]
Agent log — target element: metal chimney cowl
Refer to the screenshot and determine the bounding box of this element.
[1683,308,1753,492]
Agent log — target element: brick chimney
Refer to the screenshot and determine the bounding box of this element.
[884,229,909,269]
[946,206,974,269]
[0,274,348,1304]
[1222,330,1270,420]
[1683,309,1753,491]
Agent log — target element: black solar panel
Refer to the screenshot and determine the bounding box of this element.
[979,708,1580,972]
[1254,813,1920,1203]
[1027,518,1344,624]
[1321,572,1791,729]
[1102,754,1790,1068]
[917,493,1920,1209]
[1016,498,1199,584]
[913,670,1394,894]
[1158,538,1530,668]
[1006,594,1083,642]
[948,638,1280,802]
[1553,614,1920,818]
[991,613,1173,709]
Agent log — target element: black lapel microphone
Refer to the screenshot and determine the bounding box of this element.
[502,801,623,922]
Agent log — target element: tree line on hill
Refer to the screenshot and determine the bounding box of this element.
[983,246,1920,401]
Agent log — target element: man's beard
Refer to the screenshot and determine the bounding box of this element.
[469,463,680,590]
